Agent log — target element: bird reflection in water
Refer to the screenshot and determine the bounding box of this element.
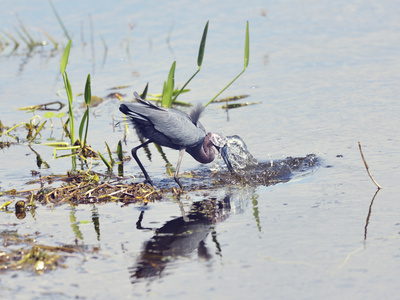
[126,153,319,285]
[128,197,230,283]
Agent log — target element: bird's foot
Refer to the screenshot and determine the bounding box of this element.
[144,178,154,187]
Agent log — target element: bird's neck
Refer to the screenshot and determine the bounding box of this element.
[187,136,215,164]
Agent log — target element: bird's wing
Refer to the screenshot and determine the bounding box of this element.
[120,99,206,148]
[120,97,166,125]
[151,109,206,147]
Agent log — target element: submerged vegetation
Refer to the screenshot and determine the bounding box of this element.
[0,229,97,273]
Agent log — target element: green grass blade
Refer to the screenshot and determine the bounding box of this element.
[64,72,73,102]
[42,142,70,147]
[244,21,250,69]
[205,69,245,107]
[79,109,88,143]
[78,74,92,149]
[105,142,114,165]
[0,201,12,210]
[205,21,250,107]
[161,81,167,105]
[60,39,72,74]
[28,120,47,145]
[63,71,75,143]
[161,61,176,108]
[166,61,176,106]
[98,151,112,170]
[84,74,91,105]
[83,108,89,149]
[172,21,209,102]
[117,140,123,161]
[172,70,199,102]
[197,20,209,67]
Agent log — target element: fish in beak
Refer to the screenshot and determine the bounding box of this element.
[209,132,235,174]
[220,144,234,173]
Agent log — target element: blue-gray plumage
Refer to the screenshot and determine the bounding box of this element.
[119,92,233,189]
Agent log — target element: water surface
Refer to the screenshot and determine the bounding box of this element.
[1,0,400,299]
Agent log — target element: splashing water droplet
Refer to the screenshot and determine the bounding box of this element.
[214,135,258,174]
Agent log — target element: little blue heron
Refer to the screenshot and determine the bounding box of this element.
[120,92,233,189]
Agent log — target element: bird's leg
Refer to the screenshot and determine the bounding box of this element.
[174,149,186,190]
[131,140,154,186]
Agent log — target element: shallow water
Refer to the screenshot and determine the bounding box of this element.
[1,0,400,299]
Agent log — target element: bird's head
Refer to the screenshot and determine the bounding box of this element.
[208,133,234,173]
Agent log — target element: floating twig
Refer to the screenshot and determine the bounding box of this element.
[17,101,65,111]
[358,142,382,189]
[364,188,381,241]
[217,101,260,109]
[212,94,249,103]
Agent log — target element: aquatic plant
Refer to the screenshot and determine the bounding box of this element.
[171,20,209,103]
[79,74,92,152]
[60,41,93,155]
[161,61,176,108]
[97,142,114,171]
[42,39,96,164]
[159,21,250,109]
[205,21,250,107]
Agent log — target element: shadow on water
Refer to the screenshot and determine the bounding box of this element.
[126,153,319,287]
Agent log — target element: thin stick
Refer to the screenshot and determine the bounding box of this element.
[364,188,381,241]
[358,142,382,189]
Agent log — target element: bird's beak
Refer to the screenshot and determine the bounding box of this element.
[220,144,234,174]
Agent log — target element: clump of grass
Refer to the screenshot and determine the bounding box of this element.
[97,142,114,171]
[43,39,96,162]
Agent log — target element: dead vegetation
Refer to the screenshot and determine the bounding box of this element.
[0,229,98,273]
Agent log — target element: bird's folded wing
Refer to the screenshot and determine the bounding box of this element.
[151,110,205,147]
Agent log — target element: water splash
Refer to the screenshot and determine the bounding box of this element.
[211,135,319,186]
[222,135,258,174]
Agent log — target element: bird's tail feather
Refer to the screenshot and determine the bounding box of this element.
[133,91,159,108]
[119,104,151,124]
[190,104,205,124]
